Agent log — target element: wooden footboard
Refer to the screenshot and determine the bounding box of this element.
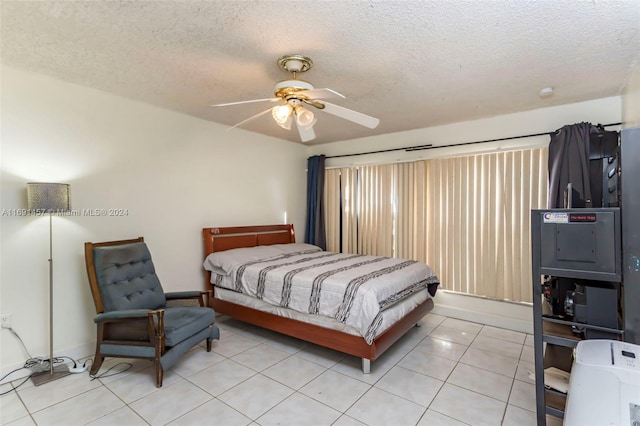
[202,225,435,369]
[211,295,434,361]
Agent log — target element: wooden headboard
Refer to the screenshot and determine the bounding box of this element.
[202,224,296,290]
[202,224,296,257]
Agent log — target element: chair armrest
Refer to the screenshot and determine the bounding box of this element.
[94,310,165,345]
[165,291,205,300]
[165,290,212,307]
[94,309,154,323]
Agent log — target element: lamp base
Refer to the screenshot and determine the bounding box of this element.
[30,364,70,386]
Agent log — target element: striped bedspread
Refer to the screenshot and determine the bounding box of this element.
[204,244,439,344]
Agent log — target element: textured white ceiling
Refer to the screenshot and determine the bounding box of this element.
[2,1,639,145]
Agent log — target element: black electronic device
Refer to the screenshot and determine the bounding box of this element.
[563,283,620,339]
[543,275,620,339]
[536,208,621,282]
[542,277,574,317]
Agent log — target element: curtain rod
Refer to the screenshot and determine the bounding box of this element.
[325,122,622,159]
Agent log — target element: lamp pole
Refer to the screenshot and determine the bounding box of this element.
[48,211,54,375]
[27,183,71,386]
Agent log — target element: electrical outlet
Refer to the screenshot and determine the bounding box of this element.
[1,314,11,328]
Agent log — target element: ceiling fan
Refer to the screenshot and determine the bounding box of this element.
[210,54,380,142]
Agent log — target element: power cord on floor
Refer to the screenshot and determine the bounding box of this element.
[2,326,133,393]
[0,368,31,396]
[89,362,133,381]
[0,326,87,395]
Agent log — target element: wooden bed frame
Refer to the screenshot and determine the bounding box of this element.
[202,224,434,373]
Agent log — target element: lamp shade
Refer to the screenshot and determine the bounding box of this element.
[27,183,71,212]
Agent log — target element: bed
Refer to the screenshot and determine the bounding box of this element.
[202,224,439,373]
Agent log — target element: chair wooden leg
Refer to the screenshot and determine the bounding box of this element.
[90,354,104,376]
[155,362,163,388]
[92,323,105,375]
[151,311,164,388]
[206,338,212,352]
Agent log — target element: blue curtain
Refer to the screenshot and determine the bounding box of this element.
[304,155,327,249]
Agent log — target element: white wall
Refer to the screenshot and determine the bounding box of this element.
[309,96,623,333]
[0,66,309,371]
[622,61,640,127]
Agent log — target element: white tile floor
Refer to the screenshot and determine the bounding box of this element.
[0,314,564,426]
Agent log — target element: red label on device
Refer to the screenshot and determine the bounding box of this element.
[569,213,596,222]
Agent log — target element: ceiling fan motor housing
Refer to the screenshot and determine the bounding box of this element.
[274,55,316,99]
[273,79,314,99]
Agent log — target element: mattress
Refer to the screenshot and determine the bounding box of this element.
[204,243,439,344]
[213,285,433,340]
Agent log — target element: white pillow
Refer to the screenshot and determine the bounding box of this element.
[203,243,323,275]
[270,243,323,254]
[203,245,281,275]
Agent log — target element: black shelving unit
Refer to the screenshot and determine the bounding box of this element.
[531,208,624,424]
[531,127,640,425]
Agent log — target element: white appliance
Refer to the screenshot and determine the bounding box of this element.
[564,339,640,426]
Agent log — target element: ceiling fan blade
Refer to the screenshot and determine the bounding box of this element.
[227,108,272,130]
[299,88,346,100]
[296,120,316,142]
[320,101,380,129]
[211,98,279,107]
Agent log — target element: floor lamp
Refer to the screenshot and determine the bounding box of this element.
[27,182,72,386]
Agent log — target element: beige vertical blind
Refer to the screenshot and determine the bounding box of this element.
[324,168,341,253]
[357,165,394,257]
[403,148,548,303]
[393,162,416,260]
[341,167,359,254]
[324,147,548,303]
[324,168,359,253]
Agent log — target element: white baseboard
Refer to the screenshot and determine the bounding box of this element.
[431,290,534,334]
[0,343,94,386]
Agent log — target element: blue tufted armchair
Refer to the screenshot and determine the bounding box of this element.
[84,237,219,387]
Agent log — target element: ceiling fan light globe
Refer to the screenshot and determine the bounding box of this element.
[281,114,293,130]
[295,106,316,129]
[272,104,293,125]
[301,116,316,130]
[274,117,293,130]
